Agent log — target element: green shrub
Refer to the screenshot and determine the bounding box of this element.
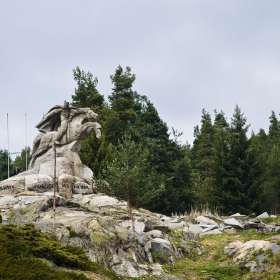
[0,224,121,279]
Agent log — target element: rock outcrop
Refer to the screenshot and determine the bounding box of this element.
[0,190,280,277]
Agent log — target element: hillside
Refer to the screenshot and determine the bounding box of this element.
[0,192,280,279]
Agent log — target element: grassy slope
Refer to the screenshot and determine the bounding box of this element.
[0,224,121,280]
[162,222,280,280]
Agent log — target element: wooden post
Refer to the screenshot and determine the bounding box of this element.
[53,143,57,229]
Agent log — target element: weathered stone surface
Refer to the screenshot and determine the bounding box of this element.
[223,218,244,229]
[18,196,47,205]
[57,174,73,199]
[258,225,274,234]
[0,195,18,206]
[257,212,269,219]
[164,220,186,229]
[230,213,247,219]
[79,165,94,182]
[244,220,265,229]
[146,230,165,239]
[72,181,93,195]
[88,194,126,207]
[0,177,25,194]
[0,103,101,198]
[200,228,222,235]
[145,238,174,256]
[195,215,218,225]
[244,261,266,272]
[25,174,54,193]
[188,224,203,234]
[120,220,145,233]
[225,240,272,264]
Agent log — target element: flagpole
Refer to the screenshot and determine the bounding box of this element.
[25,113,27,171]
[7,113,9,178]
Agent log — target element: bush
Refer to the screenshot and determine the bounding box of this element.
[0,224,120,279]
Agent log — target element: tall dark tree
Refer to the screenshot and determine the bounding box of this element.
[14,147,31,173]
[211,110,231,212]
[106,65,143,144]
[246,132,267,213]
[268,111,280,140]
[265,144,280,213]
[71,67,111,177]
[191,109,216,207]
[71,66,104,110]
[0,149,12,180]
[225,105,250,214]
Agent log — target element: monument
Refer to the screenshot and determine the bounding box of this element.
[0,101,101,198]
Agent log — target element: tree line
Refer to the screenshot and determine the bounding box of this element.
[1,65,280,215]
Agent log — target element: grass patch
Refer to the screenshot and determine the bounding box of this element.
[66,226,78,238]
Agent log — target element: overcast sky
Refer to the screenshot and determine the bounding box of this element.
[1,1,280,158]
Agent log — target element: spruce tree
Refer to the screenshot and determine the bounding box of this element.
[226,105,250,214]
[191,109,216,208]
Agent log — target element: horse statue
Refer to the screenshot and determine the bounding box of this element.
[29,104,101,169]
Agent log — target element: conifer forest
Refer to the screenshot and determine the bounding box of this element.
[2,66,280,216]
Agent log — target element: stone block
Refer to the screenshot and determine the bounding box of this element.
[0,177,25,194]
[72,181,93,194]
[25,174,53,193]
[58,174,74,199]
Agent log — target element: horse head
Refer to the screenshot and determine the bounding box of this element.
[86,108,98,120]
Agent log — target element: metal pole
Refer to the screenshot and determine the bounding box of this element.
[53,143,56,229]
[7,113,9,178]
[25,113,27,171]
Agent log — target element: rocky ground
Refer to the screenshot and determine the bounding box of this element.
[1,191,280,279]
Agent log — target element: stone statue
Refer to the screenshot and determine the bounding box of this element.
[29,102,101,168]
[0,101,101,198]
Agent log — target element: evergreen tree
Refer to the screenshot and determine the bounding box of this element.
[0,149,12,180]
[265,144,280,213]
[212,110,231,213]
[267,111,280,151]
[71,67,112,177]
[106,65,143,144]
[71,66,104,110]
[13,147,31,173]
[191,109,216,207]
[246,132,267,213]
[96,134,165,237]
[226,105,250,214]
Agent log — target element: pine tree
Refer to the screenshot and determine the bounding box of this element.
[96,134,165,238]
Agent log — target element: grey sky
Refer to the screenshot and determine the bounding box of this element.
[1,1,280,157]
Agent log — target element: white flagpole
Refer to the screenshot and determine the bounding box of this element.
[25,113,27,171]
[7,113,9,178]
